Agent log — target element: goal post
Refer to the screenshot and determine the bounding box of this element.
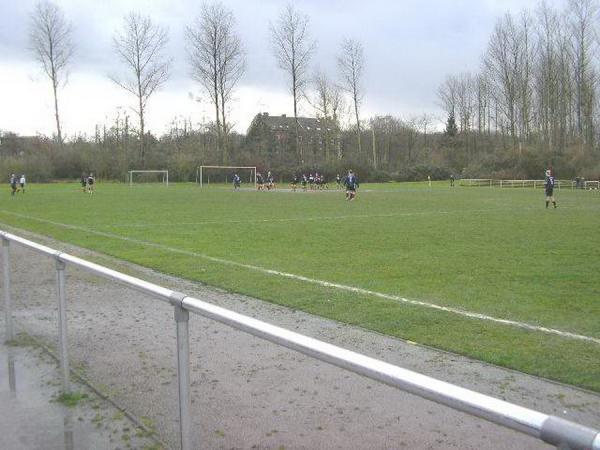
[128,170,169,187]
[197,165,257,189]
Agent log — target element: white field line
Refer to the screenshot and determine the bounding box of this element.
[79,205,600,229]
[1,209,599,346]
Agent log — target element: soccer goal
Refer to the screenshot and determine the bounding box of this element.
[584,180,600,190]
[128,170,169,187]
[197,165,256,189]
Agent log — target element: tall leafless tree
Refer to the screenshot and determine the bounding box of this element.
[484,13,522,147]
[534,1,563,151]
[186,2,245,162]
[311,69,339,160]
[567,0,598,144]
[338,38,365,158]
[270,4,316,162]
[29,0,73,145]
[111,12,170,167]
[217,7,244,157]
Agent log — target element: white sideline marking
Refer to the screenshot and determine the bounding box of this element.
[89,205,600,229]
[1,209,599,346]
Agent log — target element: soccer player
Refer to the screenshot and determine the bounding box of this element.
[87,173,95,194]
[544,169,557,208]
[301,174,307,191]
[266,171,274,190]
[233,173,241,190]
[256,172,264,190]
[9,174,17,196]
[291,174,298,191]
[19,174,26,193]
[80,174,87,192]
[343,170,359,201]
[450,174,455,187]
[336,173,341,189]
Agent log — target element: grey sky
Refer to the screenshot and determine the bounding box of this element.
[0,0,565,138]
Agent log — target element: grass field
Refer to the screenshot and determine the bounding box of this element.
[1,181,599,391]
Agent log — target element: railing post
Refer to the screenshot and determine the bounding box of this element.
[55,256,70,393]
[174,302,192,450]
[3,237,13,343]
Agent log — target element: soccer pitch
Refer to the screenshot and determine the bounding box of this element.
[1,182,599,391]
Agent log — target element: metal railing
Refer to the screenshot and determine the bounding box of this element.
[459,178,595,190]
[1,229,599,450]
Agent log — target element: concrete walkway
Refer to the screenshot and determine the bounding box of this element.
[0,333,160,450]
[1,228,599,449]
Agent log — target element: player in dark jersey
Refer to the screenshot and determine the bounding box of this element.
[301,174,307,191]
[80,174,87,192]
[233,173,241,190]
[266,171,274,190]
[544,169,557,208]
[343,170,359,201]
[291,174,298,191]
[256,172,264,190]
[9,174,17,196]
[87,173,95,194]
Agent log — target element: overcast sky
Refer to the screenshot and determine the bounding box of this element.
[0,0,565,138]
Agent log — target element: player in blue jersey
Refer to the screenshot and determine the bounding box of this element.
[343,170,359,201]
[544,169,557,208]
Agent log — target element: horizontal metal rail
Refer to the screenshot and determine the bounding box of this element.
[1,229,598,450]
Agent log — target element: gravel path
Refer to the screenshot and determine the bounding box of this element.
[2,228,599,449]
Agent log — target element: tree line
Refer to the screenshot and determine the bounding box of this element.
[2,0,600,182]
[437,0,600,179]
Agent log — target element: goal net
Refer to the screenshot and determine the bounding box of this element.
[128,170,169,186]
[197,166,256,189]
[584,180,600,190]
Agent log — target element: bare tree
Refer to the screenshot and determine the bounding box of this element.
[437,74,459,120]
[484,12,522,146]
[535,1,562,149]
[338,38,365,158]
[567,0,598,144]
[270,4,316,162]
[29,0,73,145]
[187,2,244,162]
[311,69,338,160]
[216,6,244,154]
[111,12,170,167]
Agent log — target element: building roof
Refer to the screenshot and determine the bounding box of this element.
[252,113,330,133]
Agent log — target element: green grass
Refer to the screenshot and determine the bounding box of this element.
[55,391,89,407]
[1,182,599,390]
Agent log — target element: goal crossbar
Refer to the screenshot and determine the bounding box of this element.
[197,165,257,189]
[128,170,169,187]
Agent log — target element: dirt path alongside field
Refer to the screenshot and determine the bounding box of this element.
[2,227,599,449]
